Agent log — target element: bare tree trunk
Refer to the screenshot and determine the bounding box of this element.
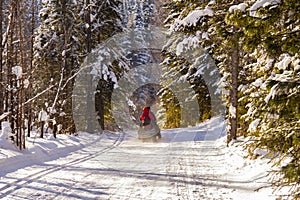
[17,0,25,149]
[2,0,28,150]
[227,25,239,145]
[7,1,16,140]
[0,0,3,127]
[85,0,96,132]
[27,0,35,137]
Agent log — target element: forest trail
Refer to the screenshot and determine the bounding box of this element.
[0,118,276,200]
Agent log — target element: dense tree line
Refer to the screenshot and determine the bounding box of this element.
[0,0,40,149]
[0,0,170,146]
[0,0,123,149]
[0,0,299,198]
[33,0,123,134]
[163,0,299,198]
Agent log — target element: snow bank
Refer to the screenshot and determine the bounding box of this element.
[0,117,292,199]
[275,54,292,70]
[0,131,103,176]
[216,136,291,199]
[0,122,15,152]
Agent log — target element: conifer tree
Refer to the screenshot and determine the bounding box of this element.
[72,0,124,131]
[33,0,82,134]
[33,0,124,133]
[162,0,228,128]
[229,0,300,197]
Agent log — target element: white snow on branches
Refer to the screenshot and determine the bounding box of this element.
[171,6,213,31]
[275,54,292,70]
[229,3,247,13]
[250,0,280,17]
[176,35,200,56]
[264,83,278,103]
[248,119,261,133]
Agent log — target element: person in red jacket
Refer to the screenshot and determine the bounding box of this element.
[140,106,155,126]
[139,106,161,139]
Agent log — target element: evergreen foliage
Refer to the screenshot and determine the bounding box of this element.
[0,0,299,197]
[163,0,299,198]
[33,0,123,133]
[161,0,216,128]
[228,0,300,198]
[33,0,81,134]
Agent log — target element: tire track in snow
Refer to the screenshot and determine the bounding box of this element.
[165,127,233,200]
[0,131,125,199]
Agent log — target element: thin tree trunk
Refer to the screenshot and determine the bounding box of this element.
[228,25,239,144]
[27,0,35,138]
[8,1,16,139]
[17,0,25,149]
[0,0,3,127]
[85,0,96,132]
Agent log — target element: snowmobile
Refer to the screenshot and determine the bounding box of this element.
[137,120,161,142]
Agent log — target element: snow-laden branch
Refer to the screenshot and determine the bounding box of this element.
[51,68,64,110]
[23,84,56,106]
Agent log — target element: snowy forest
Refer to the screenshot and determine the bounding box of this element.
[0,0,299,199]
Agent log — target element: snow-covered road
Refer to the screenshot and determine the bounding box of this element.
[0,118,278,200]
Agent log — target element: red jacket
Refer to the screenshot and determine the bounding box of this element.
[140,107,155,122]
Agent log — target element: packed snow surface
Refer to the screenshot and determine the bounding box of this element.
[0,117,289,199]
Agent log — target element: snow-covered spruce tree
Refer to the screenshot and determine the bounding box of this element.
[33,0,83,135]
[158,64,182,128]
[163,0,247,129]
[231,0,300,198]
[206,0,254,144]
[87,0,124,130]
[76,0,123,43]
[162,1,211,128]
[75,0,125,131]
[113,0,168,128]
[34,0,124,132]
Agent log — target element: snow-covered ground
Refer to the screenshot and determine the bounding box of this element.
[0,117,289,199]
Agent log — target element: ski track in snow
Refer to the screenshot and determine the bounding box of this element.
[0,119,278,200]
